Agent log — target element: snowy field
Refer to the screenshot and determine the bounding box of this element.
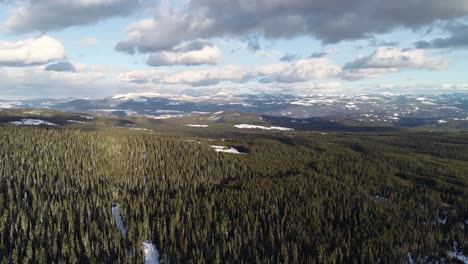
[9,119,57,126]
[210,145,244,154]
[234,124,294,131]
[187,124,209,128]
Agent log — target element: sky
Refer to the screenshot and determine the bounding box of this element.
[0,0,467,99]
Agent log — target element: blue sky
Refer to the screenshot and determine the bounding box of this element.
[0,0,467,99]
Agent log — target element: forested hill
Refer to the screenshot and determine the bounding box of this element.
[0,126,467,263]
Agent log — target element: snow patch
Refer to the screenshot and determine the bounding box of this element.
[141,242,160,264]
[0,101,21,109]
[112,203,127,237]
[449,242,468,264]
[130,128,150,131]
[155,109,183,114]
[145,114,183,119]
[67,120,87,124]
[448,252,468,263]
[438,120,447,124]
[187,124,209,128]
[234,124,294,131]
[408,252,415,264]
[9,119,57,126]
[131,97,148,103]
[210,145,244,154]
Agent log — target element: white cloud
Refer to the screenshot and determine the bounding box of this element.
[119,70,168,84]
[0,36,65,66]
[120,58,342,86]
[147,45,221,66]
[0,64,119,98]
[258,59,342,83]
[160,66,254,86]
[343,47,449,79]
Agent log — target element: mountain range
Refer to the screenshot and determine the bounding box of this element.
[1,92,467,129]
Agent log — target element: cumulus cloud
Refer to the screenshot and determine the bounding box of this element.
[121,51,449,86]
[0,36,65,67]
[160,66,254,86]
[119,70,168,84]
[414,22,468,49]
[2,0,142,33]
[258,59,342,83]
[0,64,114,98]
[45,61,76,72]
[147,42,221,66]
[120,58,342,86]
[116,0,468,54]
[343,47,449,79]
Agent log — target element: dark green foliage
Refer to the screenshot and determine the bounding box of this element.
[0,127,467,263]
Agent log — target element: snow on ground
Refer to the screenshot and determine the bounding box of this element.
[438,120,447,124]
[112,203,127,237]
[210,145,244,154]
[67,120,87,124]
[408,252,415,264]
[187,124,209,128]
[130,128,151,131]
[447,241,468,263]
[345,102,358,109]
[145,114,183,119]
[81,115,95,120]
[228,102,258,107]
[0,101,21,109]
[234,124,294,131]
[141,242,160,264]
[155,109,183,114]
[131,97,148,103]
[449,251,468,263]
[290,98,337,106]
[9,119,57,126]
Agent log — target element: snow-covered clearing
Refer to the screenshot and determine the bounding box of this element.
[9,119,57,126]
[141,242,160,264]
[0,101,21,109]
[187,124,209,128]
[130,128,151,131]
[210,145,244,154]
[112,203,127,237]
[449,241,468,263]
[145,114,183,119]
[67,120,87,124]
[234,124,294,131]
[449,251,468,263]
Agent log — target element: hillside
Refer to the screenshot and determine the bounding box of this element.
[0,112,467,263]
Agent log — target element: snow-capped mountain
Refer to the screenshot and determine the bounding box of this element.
[1,93,467,126]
